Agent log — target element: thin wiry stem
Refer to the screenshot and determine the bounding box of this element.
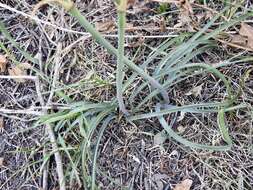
[116,0,128,114]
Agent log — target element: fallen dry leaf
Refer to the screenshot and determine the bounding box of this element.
[95,21,115,33]
[160,17,167,32]
[154,130,167,146]
[239,23,253,49]
[0,55,7,72]
[0,117,4,133]
[20,62,32,69]
[185,84,203,97]
[205,11,213,20]
[173,179,193,190]
[247,39,253,49]
[174,8,195,31]
[127,37,145,47]
[177,125,186,133]
[231,35,247,46]
[239,23,253,37]
[180,0,193,14]
[8,63,30,83]
[0,157,4,167]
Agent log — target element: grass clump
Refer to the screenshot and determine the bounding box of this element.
[1,0,253,189]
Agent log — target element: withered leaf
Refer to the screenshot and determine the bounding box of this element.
[247,38,253,49]
[0,157,4,167]
[20,62,32,69]
[160,17,167,32]
[239,23,253,37]
[180,0,193,14]
[0,55,7,72]
[231,35,247,46]
[177,125,186,133]
[154,130,167,146]
[185,84,203,97]
[175,9,194,31]
[238,23,253,49]
[173,179,193,190]
[205,11,213,20]
[8,63,30,83]
[95,21,115,33]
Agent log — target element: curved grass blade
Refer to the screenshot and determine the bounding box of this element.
[40,103,114,124]
[155,10,253,76]
[156,104,232,151]
[153,8,227,75]
[122,36,180,92]
[217,109,233,145]
[80,108,114,188]
[130,45,212,105]
[91,115,115,190]
[129,10,253,105]
[134,61,233,111]
[129,102,228,121]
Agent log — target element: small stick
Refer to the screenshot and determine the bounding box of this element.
[0,108,43,115]
[42,148,49,190]
[0,75,37,80]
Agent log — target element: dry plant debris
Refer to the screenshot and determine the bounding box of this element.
[154,130,167,146]
[228,22,253,49]
[173,179,193,190]
[174,0,196,31]
[185,84,203,97]
[0,157,4,167]
[95,20,115,33]
[0,55,7,72]
[238,23,253,49]
[7,63,31,83]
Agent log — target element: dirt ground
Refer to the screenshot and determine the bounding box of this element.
[0,0,253,190]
